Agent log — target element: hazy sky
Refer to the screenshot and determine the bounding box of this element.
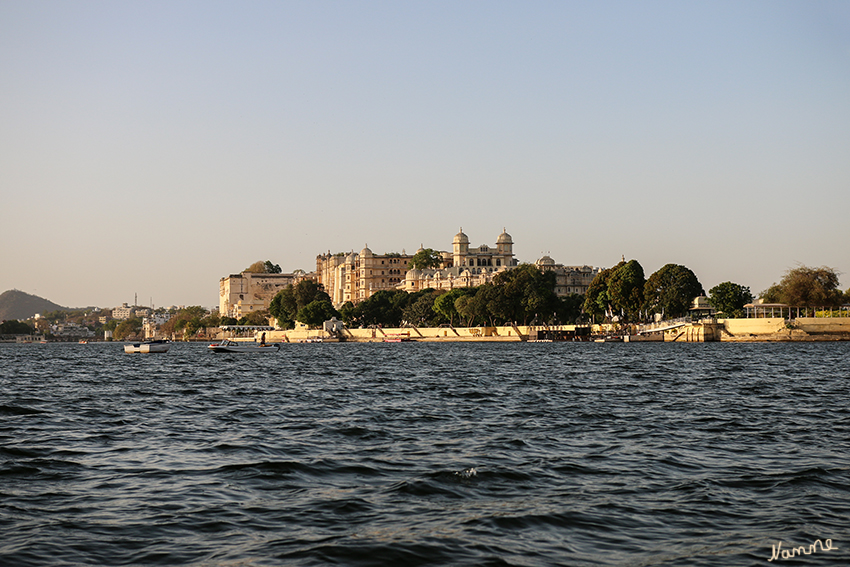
[2,1,848,309]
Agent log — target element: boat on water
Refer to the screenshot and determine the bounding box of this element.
[208,339,281,353]
[383,333,411,342]
[124,340,171,353]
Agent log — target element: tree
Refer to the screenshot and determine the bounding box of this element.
[355,290,410,327]
[269,286,297,328]
[555,294,586,324]
[490,263,560,325]
[269,280,332,328]
[238,310,271,326]
[606,259,646,321]
[244,261,267,273]
[644,264,705,319]
[409,248,443,270]
[114,317,143,340]
[433,288,471,326]
[296,300,340,328]
[339,301,358,327]
[402,289,444,327]
[759,283,783,303]
[583,261,625,320]
[454,290,481,327]
[708,282,753,318]
[244,260,281,274]
[0,320,33,335]
[777,266,843,309]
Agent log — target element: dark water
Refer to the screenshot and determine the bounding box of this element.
[1,341,848,566]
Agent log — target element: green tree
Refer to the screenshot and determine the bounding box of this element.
[0,320,34,335]
[269,280,332,328]
[114,317,143,340]
[243,260,282,274]
[454,290,481,327]
[777,266,842,309]
[238,310,271,326]
[708,282,753,318]
[296,300,340,328]
[355,289,410,327]
[759,283,783,303]
[339,301,358,327]
[555,294,586,324]
[433,288,471,326]
[583,261,625,320]
[490,263,560,325]
[409,248,442,270]
[606,259,646,321]
[244,261,267,273]
[402,289,444,327]
[644,264,705,319]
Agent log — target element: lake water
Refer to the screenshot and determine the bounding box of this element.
[1,341,848,566]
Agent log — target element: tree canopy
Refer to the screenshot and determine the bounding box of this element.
[644,264,704,319]
[583,260,645,321]
[114,317,143,340]
[269,280,336,329]
[708,282,753,318]
[408,248,443,270]
[244,260,282,274]
[606,260,646,321]
[0,320,34,335]
[760,266,843,308]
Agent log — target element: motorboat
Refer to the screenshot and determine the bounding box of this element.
[208,339,280,353]
[124,340,171,353]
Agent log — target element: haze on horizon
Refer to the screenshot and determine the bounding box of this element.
[1,1,848,310]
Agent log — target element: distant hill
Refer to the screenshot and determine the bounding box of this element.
[0,290,67,321]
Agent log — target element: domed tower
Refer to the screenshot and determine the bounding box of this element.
[496,228,513,254]
[496,228,515,267]
[452,228,469,267]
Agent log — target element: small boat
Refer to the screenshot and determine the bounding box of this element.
[208,339,280,353]
[124,340,171,353]
[383,333,411,342]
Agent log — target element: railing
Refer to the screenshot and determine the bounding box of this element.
[635,316,693,334]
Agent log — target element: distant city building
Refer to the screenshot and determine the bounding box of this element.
[402,228,518,295]
[534,255,599,296]
[50,322,95,339]
[112,303,134,320]
[316,248,413,306]
[143,313,173,339]
[219,272,302,319]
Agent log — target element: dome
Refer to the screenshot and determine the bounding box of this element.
[497,228,513,244]
[360,245,373,257]
[537,255,555,266]
[453,228,469,244]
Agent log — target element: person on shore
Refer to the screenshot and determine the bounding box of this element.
[260,332,266,346]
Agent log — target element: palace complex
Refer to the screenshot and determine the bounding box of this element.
[220,229,600,316]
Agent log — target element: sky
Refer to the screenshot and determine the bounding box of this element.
[1,0,848,310]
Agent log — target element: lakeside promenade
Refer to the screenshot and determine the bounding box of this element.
[246,317,850,344]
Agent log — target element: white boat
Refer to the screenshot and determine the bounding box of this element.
[208,339,280,353]
[124,340,171,353]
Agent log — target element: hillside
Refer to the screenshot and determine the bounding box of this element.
[0,290,67,321]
